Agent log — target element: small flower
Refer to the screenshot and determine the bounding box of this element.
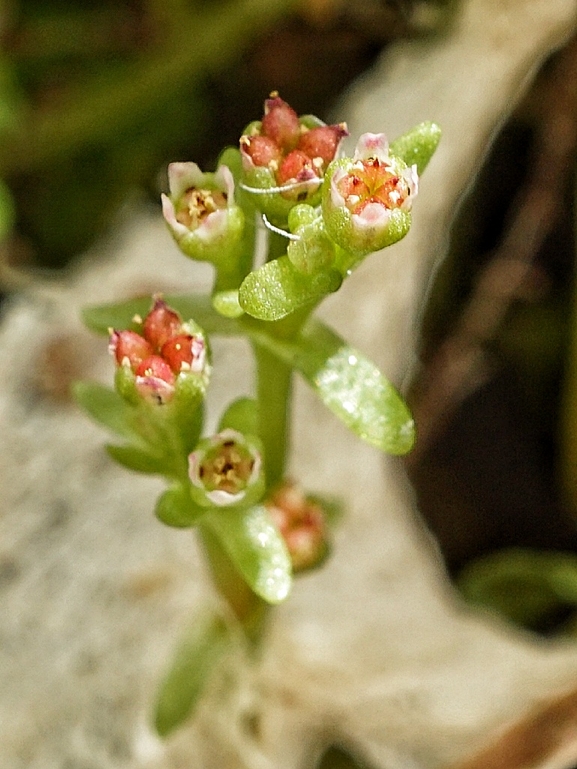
[265,482,329,572]
[161,162,244,265]
[188,429,263,508]
[322,132,418,261]
[109,298,208,405]
[239,92,348,222]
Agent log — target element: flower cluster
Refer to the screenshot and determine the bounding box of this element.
[266,482,328,572]
[240,93,348,203]
[109,298,207,405]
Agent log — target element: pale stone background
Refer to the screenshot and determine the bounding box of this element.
[2,0,577,767]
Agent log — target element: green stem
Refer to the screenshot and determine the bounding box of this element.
[253,343,292,489]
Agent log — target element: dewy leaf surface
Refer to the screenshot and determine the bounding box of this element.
[389,121,441,175]
[239,255,342,321]
[203,505,292,604]
[251,320,415,455]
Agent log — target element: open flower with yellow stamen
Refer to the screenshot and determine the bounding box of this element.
[322,132,418,263]
[188,429,264,508]
[161,162,244,266]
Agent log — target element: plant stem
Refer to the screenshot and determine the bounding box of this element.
[253,343,292,489]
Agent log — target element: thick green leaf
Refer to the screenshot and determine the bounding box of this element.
[73,380,136,439]
[250,320,415,455]
[155,484,205,528]
[239,255,342,321]
[458,549,577,631]
[154,614,231,737]
[218,397,259,435]
[212,289,245,318]
[203,505,292,604]
[106,443,173,476]
[82,294,241,336]
[389,121,441,175]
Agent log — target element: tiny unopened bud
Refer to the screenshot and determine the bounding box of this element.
[143,298,182,350]
[265,482,328,572]
[261,94,301,151]
[109,330,153,370]
[287,207,336,275]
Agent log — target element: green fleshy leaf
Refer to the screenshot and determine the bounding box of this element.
[239,255,342,321]
[203,505,292,604]
[250,320,415,455]
[212,289,245,318]
[458,549,577,631]
[106,443,172,476]
[389,121,441,175]
[217,146,243,181]
[154,614,231,736]
[82,294,241,336]
[218,397,259,435]
[155,484,205,528]
[172,379,205,455]
[73,380,136,439]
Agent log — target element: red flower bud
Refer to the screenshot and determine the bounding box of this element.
[143,298,183,350]
[261,94,301,152]
[109,330,153,371]
[297,124,348,168]
[240,135,282,169]
[161,333,206,374]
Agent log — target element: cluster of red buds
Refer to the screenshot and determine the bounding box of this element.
[240,92,348,205]
[266,482,329,572]
[109,298,207,405]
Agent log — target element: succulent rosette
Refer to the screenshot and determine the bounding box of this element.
[240,93,348,225]
[322,132,419,265]
[161,162,244,266]
[188,429,264,508]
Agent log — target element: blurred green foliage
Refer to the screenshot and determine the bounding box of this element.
[0,0,455,270]
[0,0,296,267]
